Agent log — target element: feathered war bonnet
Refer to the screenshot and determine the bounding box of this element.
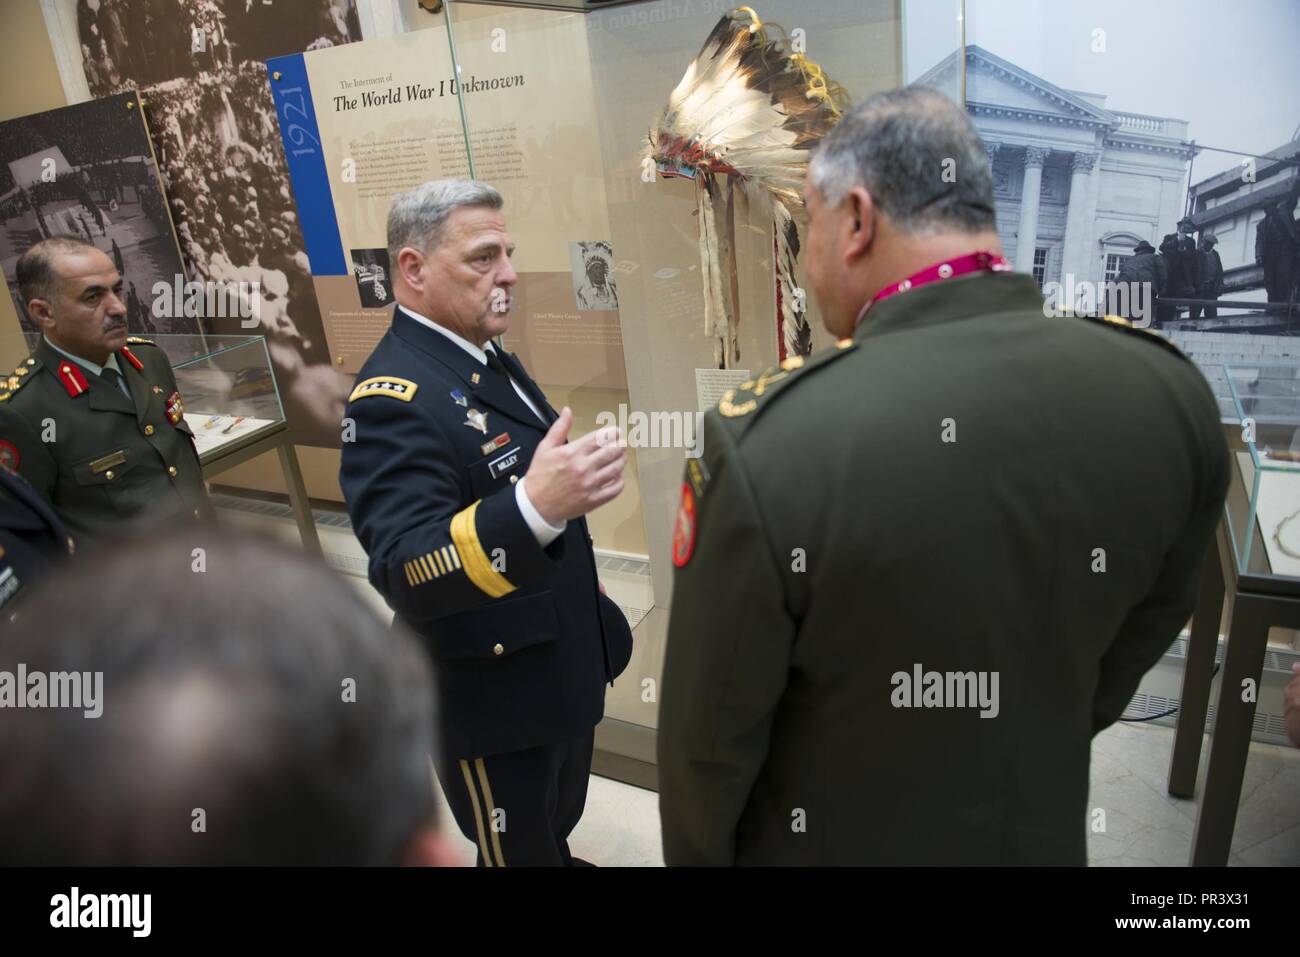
[647,6,849,368]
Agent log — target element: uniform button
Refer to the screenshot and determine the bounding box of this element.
[193,509,201,518]
[493,643,504,656]
[168,466,178,477]
[509,475,519,485]
[104,470,114,481]
[67,537,75,556]
[144,425,155,436]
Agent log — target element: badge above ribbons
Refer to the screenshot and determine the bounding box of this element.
[165,391,185,425]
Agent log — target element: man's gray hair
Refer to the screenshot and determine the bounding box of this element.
[809,86,996,235]
[16,235,101,305]
[386,178,503,262]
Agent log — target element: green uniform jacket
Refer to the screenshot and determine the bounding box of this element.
[659,271,1229,865]
[0,337,209,543]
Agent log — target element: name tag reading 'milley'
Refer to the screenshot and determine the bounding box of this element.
[488,447,521,480]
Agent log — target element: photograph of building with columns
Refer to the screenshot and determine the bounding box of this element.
[919,46,1197,298]
[915,36,1299,416]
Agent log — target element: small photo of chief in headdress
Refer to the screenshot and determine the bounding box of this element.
[350,247,392,309]
[570,240,618,311]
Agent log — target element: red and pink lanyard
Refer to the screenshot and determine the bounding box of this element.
[854,251,1011,329]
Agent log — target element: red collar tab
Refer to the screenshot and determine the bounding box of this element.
[856,251,1011,327]
[56,361,89,398]
[120,346,144,372]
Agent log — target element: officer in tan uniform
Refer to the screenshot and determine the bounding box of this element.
[0,237,209,542]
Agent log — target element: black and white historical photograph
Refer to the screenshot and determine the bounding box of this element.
[570,239,619,311]
[908,0,1300,341]
[0,92,192,336]
[57,0,364,445]
[350,247,392,308]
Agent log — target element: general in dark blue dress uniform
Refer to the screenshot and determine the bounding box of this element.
[340,180,631,866]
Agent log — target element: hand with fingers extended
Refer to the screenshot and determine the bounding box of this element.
[524,407,626,524]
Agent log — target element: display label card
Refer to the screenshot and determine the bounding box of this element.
[694,368,751,416]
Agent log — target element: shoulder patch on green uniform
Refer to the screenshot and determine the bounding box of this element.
[1080,314,1190,362]
[717,339,858,423]
[349,376,419,403]
[125,336,157,346]
[0,356,41,402]
[685,455,710,500]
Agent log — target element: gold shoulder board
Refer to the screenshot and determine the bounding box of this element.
[718,340,858,419]
[1086,315,1190,362]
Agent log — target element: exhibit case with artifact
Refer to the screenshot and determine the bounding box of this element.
[163,333,321,555]
[163,335,286,460]
[432,0,965,785]
[1224,361,1300,585]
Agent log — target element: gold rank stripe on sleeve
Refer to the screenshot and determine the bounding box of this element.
[348,376,419,403]
[449,500,517,598]
[403,545,466,587]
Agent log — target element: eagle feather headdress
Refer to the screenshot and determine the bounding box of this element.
[647,6,849,368]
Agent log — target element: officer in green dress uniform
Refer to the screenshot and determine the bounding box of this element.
[0,237,209,543]
[658,88,1229,865]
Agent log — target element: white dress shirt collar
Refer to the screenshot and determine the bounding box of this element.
[400,305,501,365]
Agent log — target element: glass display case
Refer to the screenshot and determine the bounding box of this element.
[441,0,964,784]
[1224,360,1300,589]
[164,334,286,462]
[163,332,318,555]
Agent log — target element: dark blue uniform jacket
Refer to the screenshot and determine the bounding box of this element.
[341,307,631,757]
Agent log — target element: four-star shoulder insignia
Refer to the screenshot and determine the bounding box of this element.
[717,341,858,421]
[349,376,419,403]
[1082,314,1190,362]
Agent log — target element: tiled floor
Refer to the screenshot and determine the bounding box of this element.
[429,718,1300,867]
[246,508,1300,866]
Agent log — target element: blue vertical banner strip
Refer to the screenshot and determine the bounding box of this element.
[266,53,346,276]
